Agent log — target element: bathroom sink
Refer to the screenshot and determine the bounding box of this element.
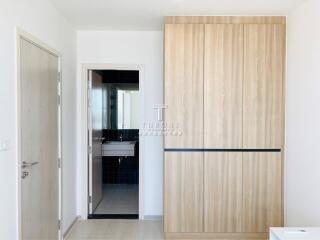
[102,141,136,157]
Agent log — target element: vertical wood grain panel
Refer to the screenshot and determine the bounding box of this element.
[204,152,242,232]
[164,152,203,233]
[21,38,59,239]
[243,24,285,149]
[164,24,204,148]
[242,152,282,232]
[204,24,243,148]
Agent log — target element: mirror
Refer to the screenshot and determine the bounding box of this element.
[102,83,139,129]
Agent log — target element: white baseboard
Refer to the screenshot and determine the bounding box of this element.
[63,216,80,239]
[143,215,163,220]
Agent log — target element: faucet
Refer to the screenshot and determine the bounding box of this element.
[119,132,123,142]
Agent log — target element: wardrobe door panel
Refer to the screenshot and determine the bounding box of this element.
[204,152,242,232]
[164,24,204,148]
[242,152,282,232]
[243,24,285,149]
[204,24,243,149]
[164,152,203,233]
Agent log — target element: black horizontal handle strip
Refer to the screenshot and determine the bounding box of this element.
[164,148,281,152]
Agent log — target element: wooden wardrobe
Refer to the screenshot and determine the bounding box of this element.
[164,16,285,240]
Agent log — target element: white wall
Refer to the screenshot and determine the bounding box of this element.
[286,0,320,226]
[77,30,164,216]
[0,0,77,238]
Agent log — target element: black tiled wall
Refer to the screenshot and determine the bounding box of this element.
[103,129,139,142]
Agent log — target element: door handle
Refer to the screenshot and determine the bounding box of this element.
[21,161,39,168]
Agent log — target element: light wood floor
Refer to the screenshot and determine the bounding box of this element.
[65,219,164,240]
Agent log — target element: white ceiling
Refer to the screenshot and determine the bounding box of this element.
[50,0,305,30]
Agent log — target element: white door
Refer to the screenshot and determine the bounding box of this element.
[20,38,60,239]
[88,70,103,214]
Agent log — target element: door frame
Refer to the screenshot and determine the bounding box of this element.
[16,28,63,240]
[80,64,145,219]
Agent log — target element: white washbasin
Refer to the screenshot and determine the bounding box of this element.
[102,141,136,157]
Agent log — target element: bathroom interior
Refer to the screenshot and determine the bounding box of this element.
[91,69,139,219]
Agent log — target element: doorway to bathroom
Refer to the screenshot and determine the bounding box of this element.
[83,65,144,219]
